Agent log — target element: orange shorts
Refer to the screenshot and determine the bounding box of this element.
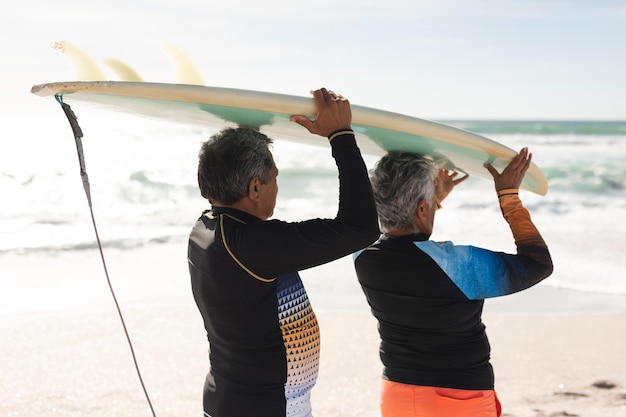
[381,379,502,417]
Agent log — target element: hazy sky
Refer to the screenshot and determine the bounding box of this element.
[4,0,626,120]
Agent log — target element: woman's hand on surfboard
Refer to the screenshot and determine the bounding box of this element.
[484,147,532,192]
[290,88,352,138]
[436,170,469,204]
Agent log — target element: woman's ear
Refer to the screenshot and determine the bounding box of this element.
[413,198,435,235]
[415,199,429,220]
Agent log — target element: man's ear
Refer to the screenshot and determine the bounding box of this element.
[248,177,261,200]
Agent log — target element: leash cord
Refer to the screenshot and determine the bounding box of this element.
[55,95,157,417]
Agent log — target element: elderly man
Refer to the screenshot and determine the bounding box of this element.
[188,88,379,417]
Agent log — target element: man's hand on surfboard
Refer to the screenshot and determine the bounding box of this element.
[290,88,352,138]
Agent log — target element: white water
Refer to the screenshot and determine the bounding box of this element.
[1,109,626,298]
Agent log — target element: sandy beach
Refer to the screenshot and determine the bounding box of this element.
[2,244,626,417]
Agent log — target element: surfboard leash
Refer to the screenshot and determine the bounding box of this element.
[54,94,158,417]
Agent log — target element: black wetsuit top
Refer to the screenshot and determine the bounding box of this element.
[188,132,379,417]
[354,192,553,390]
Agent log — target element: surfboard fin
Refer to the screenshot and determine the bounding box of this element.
[52,40,107,81]
[104,58,144,82]
[160,43,205,85]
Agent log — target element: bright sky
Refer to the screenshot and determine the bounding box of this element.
[4,0,626,120]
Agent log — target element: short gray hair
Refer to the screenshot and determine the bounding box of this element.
[370,152,440,233]
[198,127,274,204]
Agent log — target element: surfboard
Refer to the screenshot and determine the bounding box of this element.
[31,81,548,195]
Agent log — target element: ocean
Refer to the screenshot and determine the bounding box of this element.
[1,109,625,300]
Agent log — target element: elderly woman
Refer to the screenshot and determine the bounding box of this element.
[354,148,553,417]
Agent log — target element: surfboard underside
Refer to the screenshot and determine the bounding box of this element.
[31,81,548,195]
